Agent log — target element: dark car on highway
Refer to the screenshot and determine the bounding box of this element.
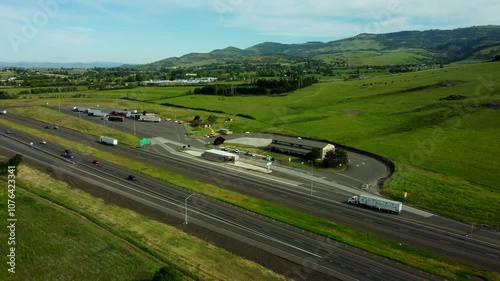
[127,175,137,181]
[62,149,74,159]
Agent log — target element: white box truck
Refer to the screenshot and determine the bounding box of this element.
[347,194,402,214]
[99,136,118,146]
[0,110,7,115]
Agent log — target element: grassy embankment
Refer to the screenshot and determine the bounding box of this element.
[0,108,498,280]
[153,62,500,226]
[0,167,287,281]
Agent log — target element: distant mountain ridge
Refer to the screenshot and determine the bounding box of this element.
[4,26,499,69]
[143,25,500,69]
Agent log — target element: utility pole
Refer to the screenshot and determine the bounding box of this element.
[184,193,195,225]
[308,160,314,195]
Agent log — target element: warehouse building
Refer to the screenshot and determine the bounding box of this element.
[268,135,335,160]
[202,149,239,163]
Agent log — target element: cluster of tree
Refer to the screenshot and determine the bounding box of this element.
[0,154,22,176]
[27,86,78,94]
[191,114,217,126]
[0,91,18,99]
[150,265,182,281]
[322,150,348,168]
[193,76,318,96]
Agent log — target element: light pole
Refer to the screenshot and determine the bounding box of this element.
[184,193,195,224]
[308,160,314,195]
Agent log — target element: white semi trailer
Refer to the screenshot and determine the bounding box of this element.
[99,136,118,146]
[347,194,402,214]
[138,115,161,122]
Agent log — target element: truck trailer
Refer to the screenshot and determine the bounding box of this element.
[87,109,103,116]
[99,136,118,146]
[347,194,402,214]
[137,115,161,122]
[90,111,108,117]
[73,107,88,112]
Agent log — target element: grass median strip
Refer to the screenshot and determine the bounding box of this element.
[1,118,498,280]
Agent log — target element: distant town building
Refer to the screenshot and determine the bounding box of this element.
[145,77,218,85]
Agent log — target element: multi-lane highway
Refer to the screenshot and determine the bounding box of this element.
[1,111,499,279]
[1,125,442,281]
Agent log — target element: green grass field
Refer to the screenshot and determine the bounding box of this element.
[0,167,287,281]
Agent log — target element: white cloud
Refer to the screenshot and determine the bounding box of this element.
[215,0,500,38]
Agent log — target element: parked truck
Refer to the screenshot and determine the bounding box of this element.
[99,136,118,146]
[91,111,108,117]
[86,109,103,116]
[137,115,161,122]
[73,107,88,112]
[347,194,402,214]
[107,115,124,122]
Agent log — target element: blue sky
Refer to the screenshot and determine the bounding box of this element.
[1,0,499,64]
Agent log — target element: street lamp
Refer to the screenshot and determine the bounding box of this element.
[184,193,195,224]
[308,160,314,195]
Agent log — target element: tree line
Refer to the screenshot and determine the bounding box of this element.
[193,76,318,96]
[20,86,79,95]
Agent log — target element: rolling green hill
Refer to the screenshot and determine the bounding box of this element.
[140,26,500,69]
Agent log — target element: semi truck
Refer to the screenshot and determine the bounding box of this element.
[86,109,103,116]
[106,115,124,122]
[111,109,137,118]
[90,111,108,117]
[73,107,88,112]
[99,136,118,146]
[347,194,402,214]
[136,115,161,122]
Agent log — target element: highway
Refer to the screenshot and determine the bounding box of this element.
[1,111,500,278]
[0,126,441,281]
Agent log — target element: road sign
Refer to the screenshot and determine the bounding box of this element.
[140,138,151,146]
